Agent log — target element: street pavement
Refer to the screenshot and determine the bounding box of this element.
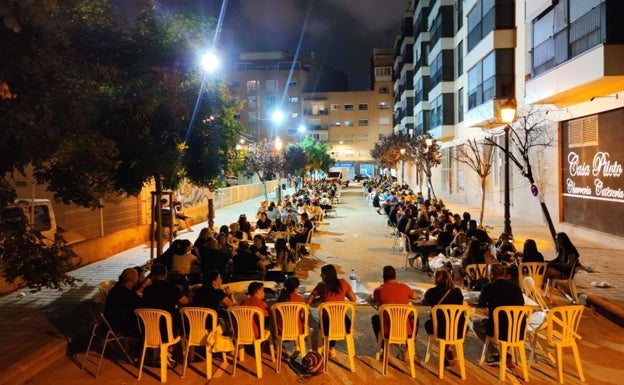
[1,184,623,385]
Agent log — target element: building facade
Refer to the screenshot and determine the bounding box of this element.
[398,0,624,243]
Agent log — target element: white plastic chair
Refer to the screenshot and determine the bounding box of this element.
[375,304,418,378]
[180,307,230,380]
[227,306,275,378]
[318,302,356,373]
[425,304,470,379]
[135,308,181,383]
[271,302,311,373]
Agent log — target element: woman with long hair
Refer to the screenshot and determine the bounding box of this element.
[306,264,357,357]
[546,232,580,279]
[520,239,544,263]
[423,269,465,365]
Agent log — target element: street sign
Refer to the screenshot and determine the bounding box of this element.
[530,184,539,197]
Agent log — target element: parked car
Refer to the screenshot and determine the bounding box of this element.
[353,174,371,182]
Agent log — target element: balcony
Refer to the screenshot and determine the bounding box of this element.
[526,1,624,105]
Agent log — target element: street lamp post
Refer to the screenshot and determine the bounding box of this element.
[500,100,517,237]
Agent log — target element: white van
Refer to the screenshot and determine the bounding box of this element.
[1,199,57,240]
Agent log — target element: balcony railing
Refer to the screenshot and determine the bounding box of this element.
[531,2,605,77]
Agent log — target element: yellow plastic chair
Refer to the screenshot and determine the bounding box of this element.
[425,304,470,379]
[227,306,275,378]
[82,308,134,377]
[545,259,580,304]
[530,305,585,383]
[479,305,533,382]
[318,302,356,373]
[271,302,311,373]
[375,304,418,378]
[464,263,488,290]
[519,262,547,293]
[180,307,229,380]
[135,308,181,383]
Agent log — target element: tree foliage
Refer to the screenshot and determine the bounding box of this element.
[370,133,414,169]
[242,139,285,200]
[299,137,335,173]
[284,144,307,176]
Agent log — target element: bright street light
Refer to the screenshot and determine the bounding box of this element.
[274,137,283,151]
[200,51,220,73]
[298,124,306,133]
[271,110,285,124]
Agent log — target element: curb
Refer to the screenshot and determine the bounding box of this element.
[581,294,624,328]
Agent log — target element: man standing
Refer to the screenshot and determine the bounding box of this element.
[473,264,524,365]
[370,266,419,339]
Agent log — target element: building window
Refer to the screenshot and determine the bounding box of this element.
[379,102,389,109]
[375,67,392,77]
[344,134,354,142]
[467,0,514,52]
[358,103,368,110]
[266,79,277,92]
[457,0,463,30]
[344,104,354,111]
[246,80,259,92]
[291,112,298,118]
[344,120,354,126]
[288,96,299,103]
[265,95,277,111]
[359,134,369,141]
[330,120,341,126]
[430,95,443,128]
[288,80,297,86]
[358,119,368,126]
[467,49,513,110]
[379,134,391,141]
[379,117,391,125]
[379,86,389,93]
[457,87,464,123]
[330,104,340,110]
[457,40,463,77]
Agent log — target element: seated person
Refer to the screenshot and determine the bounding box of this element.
[104,268,142,338]
[473,264,524,364]
[370,266,418,339]
[200,238,232,281]
[229,222,244,241]
[466,219,491,244]
[171,239,200,277]
[240,281,270,338]
[250,234,274,269]
[519,239,544,263]
[422,269,464,366]
[449,230,467,258]
[495,233,517,263]
[289,213,313,255]
[546,232,580,280]
[256,211,272,230]
[435,223,455,253]
[237,214,253,239]
[192,270,234,321]
[232,241,265,279]
[172,196,193,231]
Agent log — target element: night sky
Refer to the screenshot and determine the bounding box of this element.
[204,0,408,90]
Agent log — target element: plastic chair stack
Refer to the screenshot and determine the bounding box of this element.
[271,302,311,373]
[425,304,470,379]
[135,308,181,383]
[375,304,418,378]
[318,302,356,373]
[227,306,275,378]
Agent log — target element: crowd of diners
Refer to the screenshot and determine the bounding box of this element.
[100,176,582,373]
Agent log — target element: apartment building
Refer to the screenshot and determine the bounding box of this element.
[400,0,624,242]
[302,49,395,178]
[227,51,347,142]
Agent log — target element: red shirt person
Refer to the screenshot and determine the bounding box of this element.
[371,265,419,338]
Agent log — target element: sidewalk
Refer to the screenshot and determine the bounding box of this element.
[1,185,623,385]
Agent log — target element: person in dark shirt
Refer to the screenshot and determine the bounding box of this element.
[465,219,491,244]
[520,239,545,263]
[200,238,232,281]
[104,268,141,337]
[232,241,264,279]
[192,270,234,321]
[473,264,524,364]
[140,263,189,337]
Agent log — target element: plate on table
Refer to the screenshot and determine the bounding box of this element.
[463,291,480,305]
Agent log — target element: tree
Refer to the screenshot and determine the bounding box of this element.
[284,144,307,177]
[485,104,557,242]
[296,137,335,181]
[0,0,244,286]
[453,138,495,225]
[242,139,285,201]
[414,134,442,200]
[370,133,415,180]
